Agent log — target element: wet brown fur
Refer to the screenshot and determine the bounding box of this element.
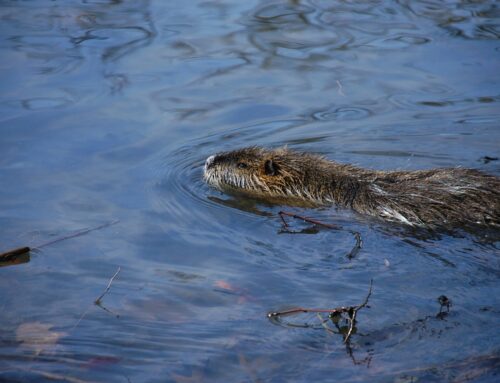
[204,147,500,229]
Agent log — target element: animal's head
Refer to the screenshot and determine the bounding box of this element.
[203,147,329,202]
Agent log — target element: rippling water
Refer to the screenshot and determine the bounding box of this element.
[1,1,499,382]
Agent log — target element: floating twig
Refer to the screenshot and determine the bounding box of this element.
[0,220,119,264]
[279,211,290,228]
[347,231,362,259]
[344,279,373,343]
[95,267,121,305]
[37,220,119,249]
[278,211,340,230]
[70,266,122,329]
[277,211,363,259]
[268,279,373,344]
[0,246,31,262]
[268,305,362,317]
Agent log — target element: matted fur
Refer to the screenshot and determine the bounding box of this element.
[204,147,500,229]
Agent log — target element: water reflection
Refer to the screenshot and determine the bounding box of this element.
[0,0,499,382]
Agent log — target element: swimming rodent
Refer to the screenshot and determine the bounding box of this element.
[203,147,500,229]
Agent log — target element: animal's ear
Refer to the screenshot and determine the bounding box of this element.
[264,159,279,176]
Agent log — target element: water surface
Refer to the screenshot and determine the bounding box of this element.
[1,1,499,382]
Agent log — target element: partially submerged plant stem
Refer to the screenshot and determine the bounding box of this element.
[268,279,373,344]
[278,210,362,259]
[36,220,119,249]
[344,279,373,343]
[0,220,119,264]
[95,267,121,305]
[278,211,340,230]
[347,231,362,259]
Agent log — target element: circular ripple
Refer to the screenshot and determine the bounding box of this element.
[147,137,272,238]
[312,106,373,121]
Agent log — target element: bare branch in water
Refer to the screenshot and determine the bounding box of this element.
[347,231,362,259]
[277,211,363,259]
[279,211,290,228]
[268,279,373,345]
[268,306,350,318]
[95,267,121,305]
[37,220,120,249]
[278,211,340,230]
[72,266,122,329]
[0,220,119,264]
[344,279,373,343]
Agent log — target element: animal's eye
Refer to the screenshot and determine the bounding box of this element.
[237,162,248,169]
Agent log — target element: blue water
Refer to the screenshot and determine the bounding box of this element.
[1,1,499,382]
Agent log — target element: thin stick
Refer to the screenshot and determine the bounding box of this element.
[268,280,373,320]
[37,219,119,248]
[268,306,351,318]
[0,220,119,262]
[95,267,121,305]
[279,212,289,228]
[72,306,92,330]
[278,211,340,230]
[278,211,364,259]
[267,280,373,344]
[344,279,373,343]
[357,279,373,310]
[347,231,363,259]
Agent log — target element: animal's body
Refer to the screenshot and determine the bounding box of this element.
[204,147,500,229]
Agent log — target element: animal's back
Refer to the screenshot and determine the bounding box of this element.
[363,168,500,228]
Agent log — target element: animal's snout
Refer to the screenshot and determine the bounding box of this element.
[204,155,215,172]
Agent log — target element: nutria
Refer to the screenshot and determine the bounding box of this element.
[203,147,500,229]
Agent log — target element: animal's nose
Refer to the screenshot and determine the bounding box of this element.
[205,155,215,170]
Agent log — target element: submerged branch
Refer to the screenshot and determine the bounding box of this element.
[347,231,362,259]
[0,220,119,265]
[278,211,340,230]
[344,279,373,343]
[95,267,121,305]
[278,211,363,259]
[268,279,373,344]
[37,220,120,249]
